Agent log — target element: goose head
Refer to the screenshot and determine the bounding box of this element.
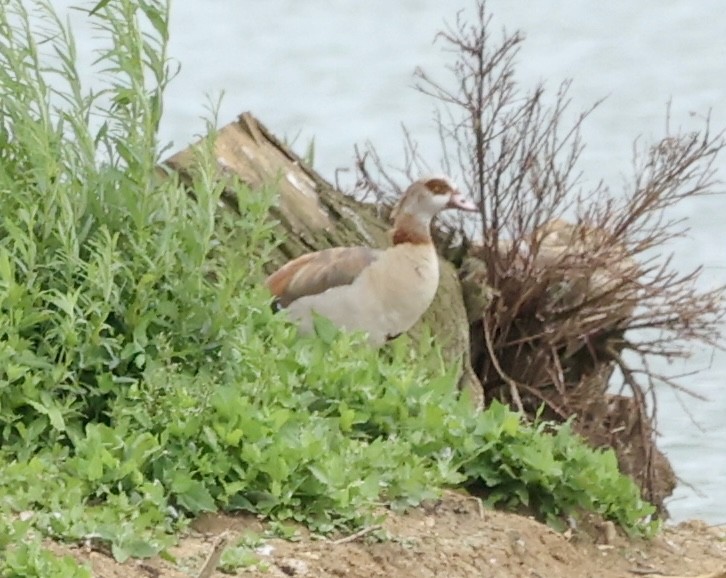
[391,176,477,244]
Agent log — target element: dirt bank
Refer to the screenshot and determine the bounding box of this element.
[53,494,725,578]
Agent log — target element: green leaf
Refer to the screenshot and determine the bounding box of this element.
[139,0,169,41]
[88,0,113,16]
[25,399,66,432]
[121,538,159,559]
[311,314,339,345]
[111,543,130,564]
[172,475,216,513]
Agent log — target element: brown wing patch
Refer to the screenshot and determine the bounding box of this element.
[265,246,380,307]
[265,252,320,303]
[424,178,453,196]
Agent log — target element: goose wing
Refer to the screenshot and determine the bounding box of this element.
[265,246,381,308]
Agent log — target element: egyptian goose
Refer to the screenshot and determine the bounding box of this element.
[265,176,477,346]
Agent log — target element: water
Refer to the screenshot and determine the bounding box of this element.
[53,1,725,523]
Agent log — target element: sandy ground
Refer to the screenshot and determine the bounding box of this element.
[51,494,726,578]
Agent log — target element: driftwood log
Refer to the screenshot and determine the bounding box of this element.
[160,112,483,406]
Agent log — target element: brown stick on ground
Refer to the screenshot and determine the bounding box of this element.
[196,532,230,578]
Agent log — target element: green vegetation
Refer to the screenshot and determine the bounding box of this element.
[1,517,91,578]
[0,0,656,573]
[218,533,267,574]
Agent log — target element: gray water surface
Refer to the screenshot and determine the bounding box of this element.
[56,1,726,523]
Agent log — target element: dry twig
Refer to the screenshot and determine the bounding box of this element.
[331,524,383,545]
[196,532,230,578]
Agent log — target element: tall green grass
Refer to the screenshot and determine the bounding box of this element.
[0,0,656,572]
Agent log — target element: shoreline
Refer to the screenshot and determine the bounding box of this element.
[49,494,726,578]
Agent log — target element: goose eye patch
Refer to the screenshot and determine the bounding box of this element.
[425,178,453,195]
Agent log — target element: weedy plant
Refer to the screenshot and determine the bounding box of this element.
[0,517,92,577]
[0,0,657,572]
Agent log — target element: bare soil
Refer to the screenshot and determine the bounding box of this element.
[50,493,726,578]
